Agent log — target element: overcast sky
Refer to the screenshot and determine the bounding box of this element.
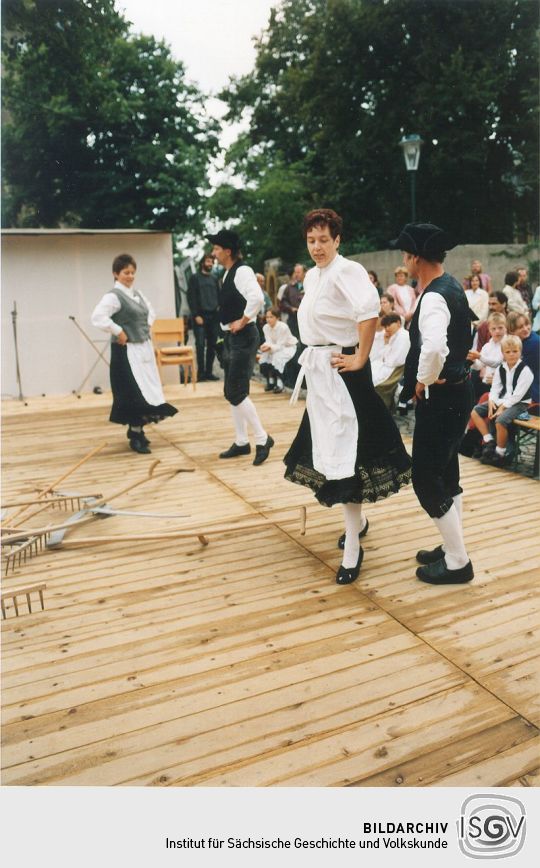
[118,0,277,94]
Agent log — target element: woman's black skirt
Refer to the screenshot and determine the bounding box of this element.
[284,358,411,507]
[109,343,178,427]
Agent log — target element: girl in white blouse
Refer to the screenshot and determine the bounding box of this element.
[259,308,298,392]
[284,210,411,584]
[91,253,177,453]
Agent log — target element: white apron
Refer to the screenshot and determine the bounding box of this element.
[290,260,358,480]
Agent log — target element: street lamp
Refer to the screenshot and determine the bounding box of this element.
[399,134,424,222]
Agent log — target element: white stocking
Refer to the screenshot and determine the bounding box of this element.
[238,397,267,445]
[230,405,248,446]
[342,503,364,568]
[432,504,469,570]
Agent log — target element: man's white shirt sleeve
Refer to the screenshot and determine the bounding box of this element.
[417,293,451,385]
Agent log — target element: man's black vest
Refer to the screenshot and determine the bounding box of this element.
[219,260,246,326]
[499,361,532,401]
[401,273,472,401]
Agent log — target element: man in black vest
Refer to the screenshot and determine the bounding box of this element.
[187,253,220,381]
[390,223,474,584]
[206,228,274,465]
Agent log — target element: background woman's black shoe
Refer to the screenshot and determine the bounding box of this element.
[127,429,150,446]
[336,547,364,584]
[128,432,151,454]
[264,382,275,391]
[337,517,369,549]
[273,384,284,393]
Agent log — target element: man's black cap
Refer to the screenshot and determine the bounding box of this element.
[389,222,456,257]
[205,229,241,250]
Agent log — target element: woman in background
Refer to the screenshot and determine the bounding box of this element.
[91,253,177,454]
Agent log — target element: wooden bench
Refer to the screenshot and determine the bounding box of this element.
[512,415,540,477]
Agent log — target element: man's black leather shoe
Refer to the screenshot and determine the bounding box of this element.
[416,543,445,564]
[253,435,274,465]
[264,382,275,391]
[336,547,364,585]
[206,373,220,381]
[337,517,369,549]
[416,558,474,584]
[219,443,251,459]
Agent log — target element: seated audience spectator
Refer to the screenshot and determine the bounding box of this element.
[463,259,493,293]
[516,266,533,314]
[371,313,410,410]
[503,270,530,315]
[475,292,508,351]
[507,312,540,405]
[259,307,298,393]
[532,285,540,333]
[465,273,489,322]
[255,273,273,341]
[368,270,383,297]
[470,335,534,467]
[371,292,395,362]
[279,263,305,339]
[467,312,506,397]
[386,267,416,326]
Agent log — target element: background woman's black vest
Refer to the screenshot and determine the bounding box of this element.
[401,273,472,401]
[219,260,246,325]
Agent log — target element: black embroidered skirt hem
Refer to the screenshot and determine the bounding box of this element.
[283,361,412,507]
[109,343,178,427]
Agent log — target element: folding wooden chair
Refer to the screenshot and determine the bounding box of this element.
[152,318,197,389]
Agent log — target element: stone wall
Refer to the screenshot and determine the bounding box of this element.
[349,243,537,293]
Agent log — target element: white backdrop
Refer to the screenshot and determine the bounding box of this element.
[1,230,176,398]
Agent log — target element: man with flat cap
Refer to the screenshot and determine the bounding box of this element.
[206,228,274,465]
[390,222,474,584]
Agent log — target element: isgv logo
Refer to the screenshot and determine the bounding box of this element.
[458,794,526,859]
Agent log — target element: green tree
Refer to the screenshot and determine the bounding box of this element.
[2,0,218,231]
[218,0,538,250]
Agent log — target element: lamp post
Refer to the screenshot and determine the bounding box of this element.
[399,134,424,222]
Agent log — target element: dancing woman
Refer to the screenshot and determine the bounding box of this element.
[91,253,177,453]
[284,209,411,584]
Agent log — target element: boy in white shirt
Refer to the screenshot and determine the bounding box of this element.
[467,312,506,387]
[470,335,534,467]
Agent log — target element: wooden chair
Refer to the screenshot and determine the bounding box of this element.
[152,318,197,390]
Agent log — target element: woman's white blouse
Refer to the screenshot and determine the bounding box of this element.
[298,255,380,347]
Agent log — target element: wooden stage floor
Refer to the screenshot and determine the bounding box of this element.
[2,382,539,787]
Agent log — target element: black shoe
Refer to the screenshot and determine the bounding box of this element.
[416,558,474,584]
[482,451,507,468]
[219,443,251,459]
[206,373,220,381]
[253,435,274,465]
[337,517,369,549]
[336,547,364,585]
[264,381,275,392]
[273,384,284,393]
[480,442,496,463]
[416,543,445,564]
[127,429,150,447]
[128,432,151,454]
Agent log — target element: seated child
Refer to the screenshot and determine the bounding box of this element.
[467,312,506,388]
[470,334,534,467]
[371,313,410,409]
[259,307,298,393]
